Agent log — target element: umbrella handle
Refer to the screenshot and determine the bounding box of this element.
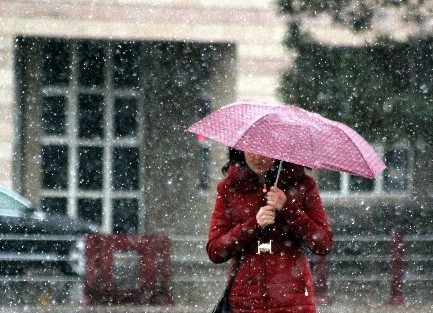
[274,160,283,187]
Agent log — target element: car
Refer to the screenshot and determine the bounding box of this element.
[0,185,98,276]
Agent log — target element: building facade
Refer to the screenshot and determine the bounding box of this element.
[1,1,291,235]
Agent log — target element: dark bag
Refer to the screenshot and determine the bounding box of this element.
[212,295,230,313]
[212,254,244,313]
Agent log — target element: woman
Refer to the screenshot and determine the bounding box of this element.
[206,149,333,313]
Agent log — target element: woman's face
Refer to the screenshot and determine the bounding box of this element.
[244,152,275,177]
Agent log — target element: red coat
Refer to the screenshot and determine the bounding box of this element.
[206,164,333,313]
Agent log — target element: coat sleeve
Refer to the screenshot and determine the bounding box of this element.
[279,175,333,256]
[206,181,261,264]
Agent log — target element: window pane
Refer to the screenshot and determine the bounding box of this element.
[78,146,103,190]
[78,94,105,139]
[41,197,67,215]
[349,176,374,192]
[112,198,138,233]
[112,148,139,191]
[113,42,141,89]
[317,170,340,192]
[43,39,71,86]
[78,198,102,225]
[78,41,105,87]
[42,145,69,190]
[42,95,67,135]
[384,149,408,191]
[114,98,138,138]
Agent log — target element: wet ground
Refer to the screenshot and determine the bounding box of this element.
[1,278,433,313]
[0,302,432,313]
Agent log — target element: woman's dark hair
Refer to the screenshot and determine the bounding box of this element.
[222,148,246,175]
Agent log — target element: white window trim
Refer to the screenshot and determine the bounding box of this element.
[319,143,413,200]
[40,40,144,233]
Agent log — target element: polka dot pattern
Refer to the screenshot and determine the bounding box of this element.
[187,100,386,178]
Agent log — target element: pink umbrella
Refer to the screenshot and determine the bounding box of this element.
[187,100,386,179]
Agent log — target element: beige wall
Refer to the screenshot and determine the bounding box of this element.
[300,7,433,47]
[0,0,292,188]
[0,35,14,187]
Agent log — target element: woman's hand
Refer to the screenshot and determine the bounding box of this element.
[266,186,287,211]
[256,205,276,228]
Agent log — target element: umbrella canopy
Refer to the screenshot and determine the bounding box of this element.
[187,100,386,179]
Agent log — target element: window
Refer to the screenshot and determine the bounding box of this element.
[16,36,218,234]
[383,148,410,192]
[39,39,143,232]
[42,145,69,192]
[317,146,411,196]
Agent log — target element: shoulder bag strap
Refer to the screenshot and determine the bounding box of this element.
[223,252,245,297]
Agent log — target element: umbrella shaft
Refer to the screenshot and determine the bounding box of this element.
[274,160,283,187]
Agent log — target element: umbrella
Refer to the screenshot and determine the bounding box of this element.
[187,100,386,179]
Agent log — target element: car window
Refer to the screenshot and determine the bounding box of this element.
[0,190,28,215]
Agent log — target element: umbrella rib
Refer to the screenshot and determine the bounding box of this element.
[328,122,382,177]
[290,107,319,168]
[297,107,383,177]
[232,112,276,148]
[235,108,317,168]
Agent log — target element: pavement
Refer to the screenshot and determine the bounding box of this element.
[0,301,432,313]
[1,282,432,313]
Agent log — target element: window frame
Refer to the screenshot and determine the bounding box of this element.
[318,143,413,199]
[39,39,144,233]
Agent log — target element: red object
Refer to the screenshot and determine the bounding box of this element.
[84,233,173,305]
[197,134,207,142]
[188,100,386,178]
[389,233,406,306]
[206,165,333,313]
